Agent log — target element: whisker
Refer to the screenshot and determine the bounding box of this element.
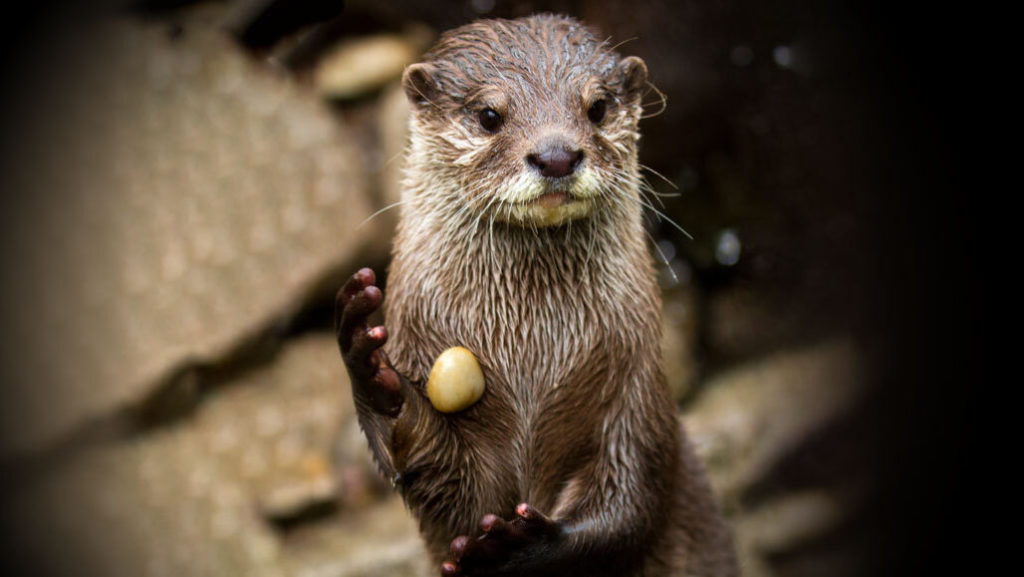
[639,164,678,191]
[609,36,639,52]
[382,149,406,169]
[591,216,600,269]
[358,198,408,229]
[635,197,693,240]
[640,81,668,119]
[471,184,500,234]
[603,170,693,241]
[646,229,679,284]
[636,177,669,210]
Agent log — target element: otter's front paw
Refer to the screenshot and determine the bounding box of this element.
[441,503,562,577]
[335,268,404,416]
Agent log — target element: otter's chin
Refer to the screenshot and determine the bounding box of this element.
[494,169,601,226]
[507,194,595,227]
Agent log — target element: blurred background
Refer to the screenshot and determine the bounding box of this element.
[0,1,978,576]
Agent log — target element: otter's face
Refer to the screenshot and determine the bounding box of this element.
[402,16,650,227]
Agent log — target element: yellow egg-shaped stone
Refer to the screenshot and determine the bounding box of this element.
[426,347,485,413]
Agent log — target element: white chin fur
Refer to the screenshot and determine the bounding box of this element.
[494,168,601,227]
[505,198,596,227]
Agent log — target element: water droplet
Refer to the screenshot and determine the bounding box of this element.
[715,229,742,266]
[773,45,793,68]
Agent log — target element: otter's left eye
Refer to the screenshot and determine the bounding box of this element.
[587,98,607,124]
[478,108,503,133]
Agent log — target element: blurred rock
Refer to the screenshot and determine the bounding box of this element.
[189,335,361,520]
[3,435,288,577]
[378,82,412,212]
[661,285,700,401]
[0,16,377,456]
[737,490,845,555]
[683,338,864,503]
[280,496,430,577]
[732,491,848,577]
[706,283,795,361]
[1,333,396,577]
[314,33,427,100]
[682,338,865,576]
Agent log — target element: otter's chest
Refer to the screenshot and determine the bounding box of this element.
[437,284,617,505]
[419,276,613,397]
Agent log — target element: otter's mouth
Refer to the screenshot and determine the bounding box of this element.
[509,188,593,226]
[495,168,601,227]
[534,190,571,209]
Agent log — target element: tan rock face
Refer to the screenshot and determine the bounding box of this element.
[682,339,866,577]
[0,18,374,455]
[314,34,423,100]
[1,334,424,577]
[684,339,863,501]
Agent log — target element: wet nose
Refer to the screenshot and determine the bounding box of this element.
[526,146,584,178]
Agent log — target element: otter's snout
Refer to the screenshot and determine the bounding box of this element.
[526,141,583,179]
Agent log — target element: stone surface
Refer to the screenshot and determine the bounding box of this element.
[0,16,375,456]
[682,338,866,577]
[732,491,848,577]
[4,433,289,577]
[377,81,413,212]
[1,334,399,577]
[189,335,364,518]
[280,497,431,577]
[684,338,864,502]
[426,346,486,413]
[661,283,700,401]
[314,33,425,100]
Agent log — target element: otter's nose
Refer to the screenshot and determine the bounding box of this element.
[527,146,584,178]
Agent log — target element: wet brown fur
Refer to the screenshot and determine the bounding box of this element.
[357,15,736,576]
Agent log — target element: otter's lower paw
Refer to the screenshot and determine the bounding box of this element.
[441,503,562,577]
[335,268,404,416]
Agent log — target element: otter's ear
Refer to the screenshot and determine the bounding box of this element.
[615,56,648,101]
[402,63,441,109]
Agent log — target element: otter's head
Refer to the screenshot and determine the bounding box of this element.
[401,15,650,228]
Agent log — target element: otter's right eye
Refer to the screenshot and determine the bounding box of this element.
[478,108,503,133]
[587,98,608,124]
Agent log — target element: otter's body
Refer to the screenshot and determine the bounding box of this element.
[337,15,736,576]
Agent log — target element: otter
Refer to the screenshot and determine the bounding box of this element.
[335,14,737,577]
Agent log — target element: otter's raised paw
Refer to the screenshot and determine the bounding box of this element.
[441,503,562,577]
[335,268,404,416]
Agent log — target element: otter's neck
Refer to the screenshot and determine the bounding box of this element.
[394,180,650,297]
[385,182,660,388]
